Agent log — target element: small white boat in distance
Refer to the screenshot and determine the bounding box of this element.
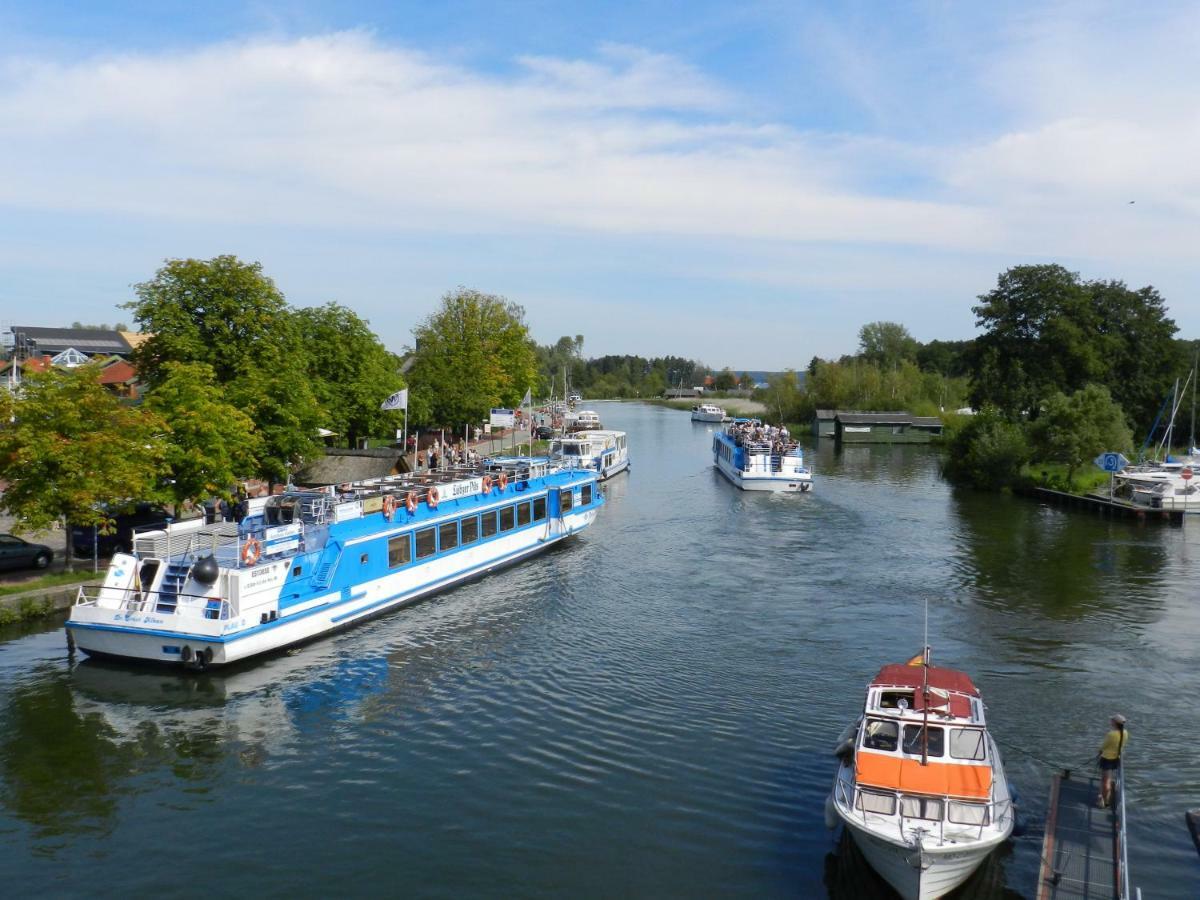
[565,409,602,432]
[550,430,629,481]
[691,403,726,423]
[827,654,1015,900]
[712,419,812,492]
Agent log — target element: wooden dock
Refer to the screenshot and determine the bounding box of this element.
[1037,770,1128,900]
[1016,486,1184,524]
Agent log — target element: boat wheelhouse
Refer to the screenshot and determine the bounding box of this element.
[690,403,726,423]
[712,419,812,492]
[827,659,1015,900]
[66,457,604,668]
[549,430,629,481]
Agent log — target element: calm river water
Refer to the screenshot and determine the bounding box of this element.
[1,402,1197,897]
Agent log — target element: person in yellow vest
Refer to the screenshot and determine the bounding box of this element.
[1098,714,1128,808]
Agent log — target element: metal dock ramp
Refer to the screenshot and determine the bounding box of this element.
[1037,769,1130,899]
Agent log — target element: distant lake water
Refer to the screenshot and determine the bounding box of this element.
[0,402,1195,897]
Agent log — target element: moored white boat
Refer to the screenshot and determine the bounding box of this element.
[564,409,602,432]
[827,655,1014,900]
[66,456,604,668]
[549,429,630,480]
[691,403,726,423]
[712,419,811,492]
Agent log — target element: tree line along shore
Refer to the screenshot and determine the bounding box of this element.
[0,256,1188,568]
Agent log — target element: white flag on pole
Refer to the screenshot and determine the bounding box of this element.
[380,388,408,411]
[521,387,532,407]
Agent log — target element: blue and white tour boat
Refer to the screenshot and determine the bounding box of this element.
[66,457,604,668]
[549,429,630,481]
[712,419,813,492]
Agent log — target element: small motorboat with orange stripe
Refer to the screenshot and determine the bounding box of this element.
[826,649,1015,900]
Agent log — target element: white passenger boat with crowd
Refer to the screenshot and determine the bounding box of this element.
[712,418,812,492]
[549,430,630,481]
[66,457,604,668]
[826,652,1015,900]
[691,403,726,423]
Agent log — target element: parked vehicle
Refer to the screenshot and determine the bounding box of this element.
[536,424,555,440]
[0,534,53,571]
[70,504,170,558]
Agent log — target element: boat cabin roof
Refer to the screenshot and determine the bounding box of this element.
[871,663,979,697]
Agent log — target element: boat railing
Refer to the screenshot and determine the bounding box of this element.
[835,776,1013,845]
[74,585,235,620]
[1116,762,1131,900]
[134,522,241,563]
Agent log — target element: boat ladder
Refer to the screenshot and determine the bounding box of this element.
[155,560,191,613]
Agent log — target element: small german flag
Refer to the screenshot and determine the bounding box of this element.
[905,650,926,667]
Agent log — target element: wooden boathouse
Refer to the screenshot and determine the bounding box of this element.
[834,412,943,443]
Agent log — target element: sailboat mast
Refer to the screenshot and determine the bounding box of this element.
[1191,350,1197,453]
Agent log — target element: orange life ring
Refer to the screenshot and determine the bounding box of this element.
[382,494,397,519]
[427,486,440,509]
[498,472,508,491]
[241,536,262,567]
[481,475,493,492]
[405,491,418,514]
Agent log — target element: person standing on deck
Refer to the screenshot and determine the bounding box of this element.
[1098,714,1128,807]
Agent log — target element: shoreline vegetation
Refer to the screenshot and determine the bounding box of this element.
[0,258,1192,562]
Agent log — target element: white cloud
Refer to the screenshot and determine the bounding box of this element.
[0,31,993,250]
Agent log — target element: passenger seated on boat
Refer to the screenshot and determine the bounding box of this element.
[863,719,899,751]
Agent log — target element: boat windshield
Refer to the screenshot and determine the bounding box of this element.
[902,724,944,757]
[553,441,585,456]
[862,718,899,752]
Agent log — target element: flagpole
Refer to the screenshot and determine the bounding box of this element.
[402,405,408,471]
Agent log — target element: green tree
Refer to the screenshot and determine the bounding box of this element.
[126,255,322,480]
[407,288,539,427]
[1090,280,1180,429]
[941,407,1031,490]
[0,365,166,569]
[294,303,405,448]
[143,362,261,507]
[859,321,919,369]
[969,265,1103,417]
[760,370,806,423]
[1030,385,1133,484]
[713,367,737,391]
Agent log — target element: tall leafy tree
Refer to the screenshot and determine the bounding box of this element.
[407,288,539,427]
[968,265,1104,417]
[1030,384,1133,484]
[1089,280,1180,430]
[713,367,737,391]
[859,321,919,369]
[143,362,262,506]
[0,365,166,569]
[125,255,322,480]
[294,303,406,448]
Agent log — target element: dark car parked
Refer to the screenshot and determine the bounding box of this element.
[536,424,555,440]
[71,504,170,558]
[0,534,53,571]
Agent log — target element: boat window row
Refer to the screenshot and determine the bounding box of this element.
[854,789,991,825]
[861,719,986,761]
[386,496,552,566]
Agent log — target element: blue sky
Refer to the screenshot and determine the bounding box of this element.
[1,1,1197,369]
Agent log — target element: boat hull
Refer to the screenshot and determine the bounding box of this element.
[599,458,630,480]
[68,507,598,667]
[714,454,812,492]
[691,413,724,423]
[838,810,1005,900]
